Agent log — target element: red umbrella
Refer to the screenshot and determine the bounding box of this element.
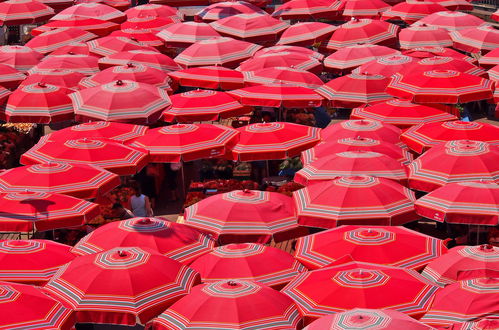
[450,318,499,330]
[492,9,499,22]
[0,0,54,26]
[156,22,221,48]
[51,3,125,23]
[326,18,399,50]
[295,225,447,270]
[130,123,239,162]
[401,121,499,153]
[0,190,99,232]
[0,64,25,90]
[243,67,324,88]
[72,217,215,264]
[163,89,250,122]
[125,4,182,20]
[174,37,262,68]
[427,0,472,11]
[278,22,337,47]
[121,16,178,33]
[230,122,321,161]
[353,55,416,77]
[46,121,148,143]
[148,280,303,330]
[28,54,100,76]
[87,36,157,56]
[25,27,96,54]
[38,0,72,13]
[20,70,84,90]
[421,244,499,286]
[0,45,43,72]
[0,239,74,285]
[272,0,343,20]
[489,65,499,82]
[190,243,307,288]
[98,50,180,71]
[0,281,75,330]
[109,30,164,48]
[324,44,400,73]
[294,151,408,185]
[32,17,119,37]
[316,72,392,108]
[48,41,92,56]
[238,51,323,74]
[387,70,493,104]
[0,162,120,199]
[340,0,391,18]
[408,140,499,192]
[293,176,418,228]
[253,45,324,61]
[77,0,130,11]
[399,24,452,49]
[381,1,446,23]
[70,80,171,124]
[417,11,486,30]
[184,189,299,244]
[402,46,475,62]
[450,25,499,54]
[321,119,403,145]
[421,278,499,327]
[151,0,207,6]
[21,138,149,176]
[45,247,200,326]
[401,56,486,76]
[168,66,244,90]
[282,261,439,324]
[195,1,266,22]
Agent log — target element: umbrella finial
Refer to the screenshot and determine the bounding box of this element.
[68,51,75,55]
[228,280,238,286]
[139,218,152,224]
[126,62,135,68]
[116,80,124,86]
[480,244,494,251]
[37,82,46,88]
[117,250,129,257]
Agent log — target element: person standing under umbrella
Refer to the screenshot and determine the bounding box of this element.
[129,186,153,217]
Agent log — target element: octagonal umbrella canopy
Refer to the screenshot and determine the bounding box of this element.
[156,22,221,48]
[415,11,486,30]
[493,9,499,22]
[48,42,92,56]
[87,36,157,57]
[243,67,324,89]
[46,121,147,143]
[450,25,499,54]
[184,189,299,244]
[421,244,499,286]
[28,54,100,76]
[98,50,180,71]
[271,0,342,20]
[50,3,126,23]
[0,64,25,90]
[450,317,499,330]
[110,30,165,49]
[19,69,85,90]
[277,22,337,47]
[402,46,474,62]
[324,44,400,74]
[125,4,182,20]
[238,51,323,73]
[381,1,446,23]
[295,225,447,270]
[45,247,200,326]
[25,28,97,54]
[0,45,43,72]
[401,56,486,76]
[121,16,178,33]
[399,24,452,49]
[190,243,307,288]
[253,45,324,61]
[168,66,244,90]
[352,55,416,78]
[72,217,215,264]
[321,119,403,146]
[195,1,266,22]
[32,17,120,37]
[0,0,54,26]
[339,0,391,18]
[0,239,75,285]
[148,280,303,330]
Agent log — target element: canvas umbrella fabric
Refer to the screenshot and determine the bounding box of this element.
[450,25,499,54]
[121,16,178,33]
[21,138,149,176]
[237,52,323,73]
[399,24,452,49]
[381,1,446,23]
[415,181,499,226]
[0,190,99,232]
[0,45,43,72]
[32,17,119,37]
[148,280,303,330]
[353,55,416,78]
[449,317,499,330]
[125,4,182,20]
[98,50,180,71]
[0,64,25,90]
[156,22,221,48]
[48,41,92,56]
[0,280,75,330]
[168,66,244,90]
[19,69,85,90]
[47,121,147,143]
[189,243,307,288]
[87,36,157,56]
[0,87,11,108]
[163,89,250,122]
[401,56,486,76]
[323,44,400,73]
[110,30,165,49]
[44,247,200,326]
[293,176,418,228]
[0,0,54,26]
[351,99,457,128]
[416,11,486,30]
[195,1,266,22]
[271,0,343,20]
[28,54,100,76]
[243,67,324,89]
[340,0,391,19]
[25,28,96,54]
[129,123,239,162]
[427,0,472,11]
[294,151,408,185]
[70,80,171,124]
[277,22,337,47]
[253,45,324,61]
[295,225,446,270]
[0,162,119,199]
[321,119,403,146]
[72,217,215,264]
[50,3,126,23]
[184,189,299,244]
[401,121,499,153]
[421,244,499,286]
[402,46,475,62]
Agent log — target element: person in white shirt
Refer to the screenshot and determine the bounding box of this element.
[129,186,153,217]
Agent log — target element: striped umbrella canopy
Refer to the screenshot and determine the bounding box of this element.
[282,261,439,324]
[0,280,75,330]
[381,1,446,23]
[293,176,418,228]
[0,0,54,26]
[50,3,126,23]
[489,65,498,82]
[416,11,486,31]
[19,69,85,90]
[28,54,100,76]
[98,50,180,71]
[399,24,452,49]
[230,122,321,161]
[156,22,221,48]
[0,240,74,285]
[450,317,499,330]
[408,140,499,192]
[271,0,343,20]
[0,162,120,199]
[163,89,250,122]
[253,45,324,61]
[32,17,119,37]
[402,46,475,62]
[150,0,208,6]
[21,138,149,176]
[0,63,25,90]
[175,37,262,68]
[353,55,416,78]
[70,80,171,124]
[325,19,399,50]
[387,70,494,104]
[121,16,178,33]
[25,28,96,54]
[148,280,303,330]
[72,217,215,264]
[238,51,323,73]
[87,36,157,56]
[195,1,266,22]
[190,243,307,288]
[125,4,182,20]
[295,225,446,271]
[427,0,472,11]
[340,0,391,18]
[0,190,99,232]
[322,119,403,145]
[302,138,412,166]
[0,86,10,109]
[324,44,400,73]
[303,309,433,330]
[421,278,499,327]
[45,247,200,326]
[294,151,408,186]
[450,25,499,54]
[48,41,91,56]
[0,45,43,72]
[492,9,498,22]
[184,189,299,244]
[168,66,244,90]
[130,123,239,162]
[278,22,337,47]
[351,99,457,128]
[110,30,165,49]
[243,67,324,89]
[401,121,499,153]
[422,245,499,286]
[46,121,147,143]
[316,73,392,108]
[415,181,499,226]
[400,56,486,76]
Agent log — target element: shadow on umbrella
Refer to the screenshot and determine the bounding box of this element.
[19,198,56,218]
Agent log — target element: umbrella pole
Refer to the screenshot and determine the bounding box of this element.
[181,162,186,202]
[266,160,270,178]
